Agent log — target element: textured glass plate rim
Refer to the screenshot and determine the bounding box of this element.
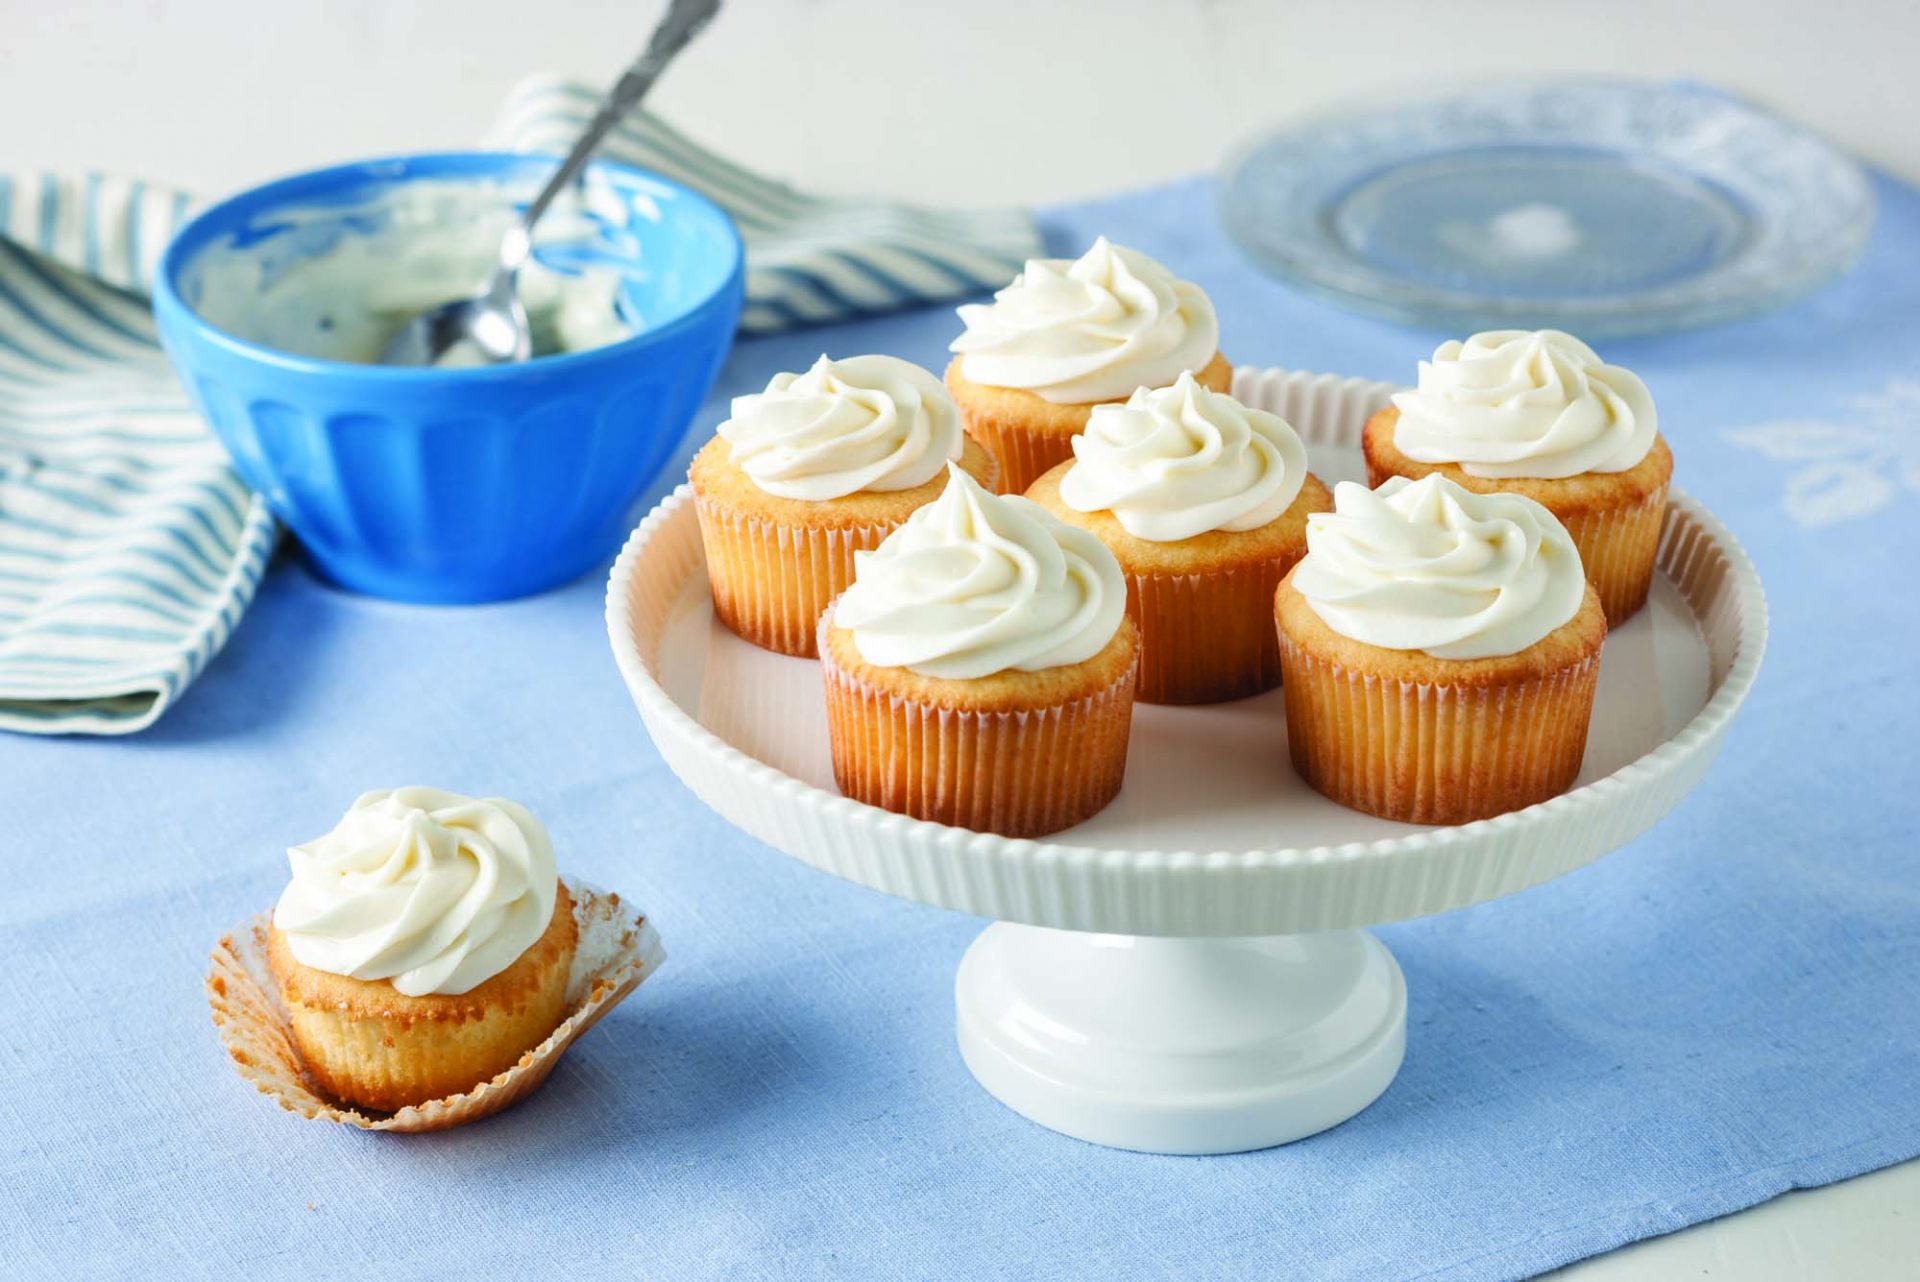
[1217,78,1876,337]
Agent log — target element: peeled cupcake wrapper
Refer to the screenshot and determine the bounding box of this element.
[206,878,663,1132]
[1276,635,1602,826]
[819,618,1138,839]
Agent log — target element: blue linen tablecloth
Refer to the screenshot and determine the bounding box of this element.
[3,171,1917,1282]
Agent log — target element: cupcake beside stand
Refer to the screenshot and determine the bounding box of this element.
[606,361,1767,1155]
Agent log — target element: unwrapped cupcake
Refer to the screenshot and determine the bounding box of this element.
[1274,475,1605,825]
[267,787,586,1111]
[1364,329,1672,624]
[819,465,1137,837]
[691,354,998,656]
[1026,372,1331,704]
[946,237,1231,493]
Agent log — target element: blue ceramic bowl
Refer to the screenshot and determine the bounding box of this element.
[154,151,744,603]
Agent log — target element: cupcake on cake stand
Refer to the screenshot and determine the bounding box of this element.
[607,366,1766,1155]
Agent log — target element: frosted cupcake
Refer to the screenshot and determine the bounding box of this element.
[820,466,1137,837]
[1026,372,1331,704]
[1363,330,1672,624]
[946,237,1231,493]
[267,787,575,1111]
[1274,476,1605,825]
[691,354,999,657]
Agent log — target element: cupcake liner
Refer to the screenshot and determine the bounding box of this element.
[966,416,1078,496]
[694,500,892,658]
[1130,555,1300,705]
[206,879,663,1132]
[1276,635,1602,825]
[1560,485,1669,625]
[820,630,1138,838]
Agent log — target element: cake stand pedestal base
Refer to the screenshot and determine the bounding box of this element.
[955,925,1406,1155]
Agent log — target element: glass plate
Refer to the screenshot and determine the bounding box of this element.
[1217,79,1875,337]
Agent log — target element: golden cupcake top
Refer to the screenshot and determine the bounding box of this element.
[717,354,964,501]
[949,237,1218,404]
[833,465,1125,680]
[1292,475,1586,660]
[1389,329,1657,479]
[1055,372,1310,542]
[273,786,558,997]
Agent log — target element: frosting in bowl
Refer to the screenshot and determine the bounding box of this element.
[1057,371,1309,541]
[1291,475,1585,660]
[273,787,559,997]
[719,354,963,500]
[186,176,641,367]
[1389,329,1657,479]
[833,464,1125,679]
[950,237,1218,404]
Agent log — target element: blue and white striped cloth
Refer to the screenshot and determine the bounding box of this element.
[0,173,277,735]
[0,77,1040,735]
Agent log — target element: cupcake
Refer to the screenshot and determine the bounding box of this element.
[1026,372,1332,705]
[691,354,999,657]
[1363,329,1672,624]
[946,237,1231,493]
[820,465,1137,837]
[267,787,576,1112]
[1274,475,1605,825]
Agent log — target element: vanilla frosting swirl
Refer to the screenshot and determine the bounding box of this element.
[1389,329,1656,479]
[718,354,963,501]
[950,237,1218,404]
[1291,475,1586,660]
[274,787,559,997]
[1057,371,1309,541]
[834,465,1125,679]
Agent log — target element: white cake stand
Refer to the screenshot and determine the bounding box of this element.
[606,367,1767,1155]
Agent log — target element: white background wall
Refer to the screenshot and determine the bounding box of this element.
[4,0,1918,204]
[3,1,1916,1278]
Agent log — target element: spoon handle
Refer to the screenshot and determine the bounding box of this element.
[510,0,722,263]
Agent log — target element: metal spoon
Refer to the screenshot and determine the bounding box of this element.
[381,0,722,367]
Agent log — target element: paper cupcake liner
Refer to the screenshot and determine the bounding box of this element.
[206,879,664,1133]
[819,633,1138,838]
[1276,636,1601,825]
[1560,486,1669,625]
[694,500,893,658]
[1130,554,1302,705]
[967,417,1079,496]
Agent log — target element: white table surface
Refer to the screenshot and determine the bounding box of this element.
[5,1,1914,1277]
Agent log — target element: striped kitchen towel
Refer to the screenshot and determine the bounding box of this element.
[0,77,1040,735]
[0,174,278,735]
